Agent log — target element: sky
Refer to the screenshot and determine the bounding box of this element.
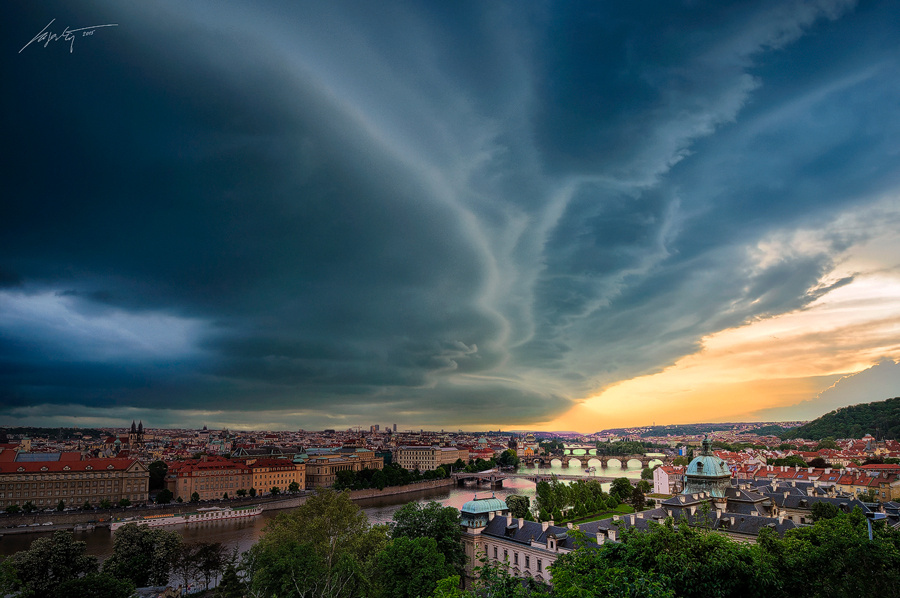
[2,0,900,433]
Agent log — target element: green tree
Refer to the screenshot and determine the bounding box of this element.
[147,460,168,490]
[641,465,658,480]
[156,488,174,504]
[767,509,900,597]
[673,456,689,466]
[610,478,633,502]
[21,501,36,513]
[497,449,520,468]
[195,541,227,590]
[215,562,245,598]
[768,456,807,468]
[0,530,98,597]
[244,489,388,598]
[631,486,646,511]
[5,504,20,513]
[810,501,841,521]
[236,488,247,497]
[288,481,300,493]
[505,495,531,520]
[56,500,65,512]
[270,486,281,496]
[816,437,838,450]
[99,499,112,509]
[249,487,257,498]
[391,501,466,574]
[102,523,183,587]
[118,498,131,508]
[191,491,200,502]
[376,536,456,598]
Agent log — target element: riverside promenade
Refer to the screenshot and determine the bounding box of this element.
[0,477,455,535]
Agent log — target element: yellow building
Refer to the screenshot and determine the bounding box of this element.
[247,458,303,495]
[166,456,252,501]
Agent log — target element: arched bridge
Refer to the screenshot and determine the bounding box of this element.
[531,454,667,468]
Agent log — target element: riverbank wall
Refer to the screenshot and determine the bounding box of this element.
[0,478,455,534]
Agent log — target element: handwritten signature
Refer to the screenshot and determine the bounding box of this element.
[19,18,118,54]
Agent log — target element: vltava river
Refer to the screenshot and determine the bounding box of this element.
[0,457,655,560]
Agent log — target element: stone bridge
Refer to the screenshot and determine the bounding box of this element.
[530,454,667,468]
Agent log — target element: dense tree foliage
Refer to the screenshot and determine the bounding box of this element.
[147,460,168,490]
[390,501,465,574]
[102,523,183,587]
[497,449,520,468]
[505,495,531,519]
[546,509,900,598]
[333,463,449,491]
[244,489,389,598]
[0,530,99,597]
[594,441,655,455]
[782,397,900,440]
[535,476,617,522]
[767,456,808,468]
[375,536,455,598]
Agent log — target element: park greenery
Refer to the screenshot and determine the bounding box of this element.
[782,396,900,440]
[333,462,451,491]
[2,489,899,598]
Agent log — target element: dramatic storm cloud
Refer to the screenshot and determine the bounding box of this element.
[3,0,899,430]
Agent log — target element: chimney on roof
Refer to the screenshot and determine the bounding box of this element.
[608,529,617,542]
[567,522,573,529]
[541,520,549,532]
[518,517,524,528]
[549,520,554,527]
[730,516,735,525]
[778,514,784,524]
[488,512,495,521]
[784,491,789,498]
[507,515,512,526]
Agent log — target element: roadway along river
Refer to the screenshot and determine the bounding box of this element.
[0,457,655,560]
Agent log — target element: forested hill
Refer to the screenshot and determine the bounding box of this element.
[782,397,900,440]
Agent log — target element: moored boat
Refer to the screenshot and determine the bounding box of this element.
[110,505,263,531]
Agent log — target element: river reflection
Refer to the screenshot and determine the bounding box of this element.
[0,460,651,560]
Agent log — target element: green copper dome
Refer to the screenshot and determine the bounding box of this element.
[461,496,507,514]
[682,437,732,497]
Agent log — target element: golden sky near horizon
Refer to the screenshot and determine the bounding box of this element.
[539,214,900,433]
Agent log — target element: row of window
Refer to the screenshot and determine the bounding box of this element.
[490,545,543,572]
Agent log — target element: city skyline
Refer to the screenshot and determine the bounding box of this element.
[3,1,900,433]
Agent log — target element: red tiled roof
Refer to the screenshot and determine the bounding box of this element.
[0,458,139,474]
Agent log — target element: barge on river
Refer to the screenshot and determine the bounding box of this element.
[111,505,263,532]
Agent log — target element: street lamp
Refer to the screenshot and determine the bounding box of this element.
[865,511,886,541]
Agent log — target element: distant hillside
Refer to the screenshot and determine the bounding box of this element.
[746,424,797,436]
[638,424,737,438]
[781,397,900,440]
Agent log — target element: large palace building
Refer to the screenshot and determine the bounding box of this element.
[0,449,149,509]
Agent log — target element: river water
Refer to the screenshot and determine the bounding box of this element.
[0,455,657,560]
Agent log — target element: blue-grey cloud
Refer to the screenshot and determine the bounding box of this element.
[2,0,899,429]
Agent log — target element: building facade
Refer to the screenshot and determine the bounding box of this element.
[397,446,468,472]
[0,453,149,509]
[165,456,252,501]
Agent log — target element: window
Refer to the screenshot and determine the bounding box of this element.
[503,549,508,561]
[537,559,542,570]
[525,555,530,569]
[514,553,518,565]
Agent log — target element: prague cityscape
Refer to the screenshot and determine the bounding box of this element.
[4,1,900,597]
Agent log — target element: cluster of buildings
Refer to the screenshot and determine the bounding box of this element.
[460,437,900,589]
